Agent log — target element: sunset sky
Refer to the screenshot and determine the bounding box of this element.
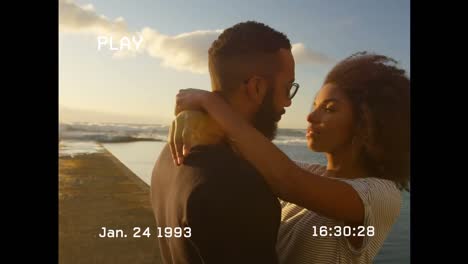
[59,0,410,128]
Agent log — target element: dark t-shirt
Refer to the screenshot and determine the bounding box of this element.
[151,143,281,264]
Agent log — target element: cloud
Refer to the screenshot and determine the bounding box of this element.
[59,0,333,74]
[59,0,127,36]
[292,43,335,64]
[136,28,222,73]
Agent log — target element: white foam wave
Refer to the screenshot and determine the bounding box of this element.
[59,140,105,157]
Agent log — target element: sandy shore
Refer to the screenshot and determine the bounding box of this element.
[59,147,163,263]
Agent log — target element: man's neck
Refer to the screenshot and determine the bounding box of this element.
[225,92,256,124]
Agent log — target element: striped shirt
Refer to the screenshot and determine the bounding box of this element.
[276,162,402,264]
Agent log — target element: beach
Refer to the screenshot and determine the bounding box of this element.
[59,144,163,264]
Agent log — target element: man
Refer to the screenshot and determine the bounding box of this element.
[151,21,296,263]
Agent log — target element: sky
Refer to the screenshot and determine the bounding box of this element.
[59,0,410,129]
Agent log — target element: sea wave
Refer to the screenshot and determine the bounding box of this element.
[59,122,168,143]
[273,137,307,145]
[59,122,307,145]
[59,141,105,157]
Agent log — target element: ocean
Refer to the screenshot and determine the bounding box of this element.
[60,122,410,263]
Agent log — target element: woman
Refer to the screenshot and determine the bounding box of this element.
[169,52,410,263]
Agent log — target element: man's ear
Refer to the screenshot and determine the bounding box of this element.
[245,76,267,105]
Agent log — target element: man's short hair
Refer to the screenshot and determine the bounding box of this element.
[208,21,292,96]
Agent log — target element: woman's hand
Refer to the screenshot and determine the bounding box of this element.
[168,110,225,166]
[174,88,213,116]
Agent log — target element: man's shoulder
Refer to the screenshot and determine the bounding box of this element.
[185,144,254,173]
[152,143,172,175]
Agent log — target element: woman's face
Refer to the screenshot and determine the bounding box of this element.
[306,83,355,153]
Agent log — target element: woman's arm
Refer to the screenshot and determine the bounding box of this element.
[168,110,225,165]
[174,89,364,225]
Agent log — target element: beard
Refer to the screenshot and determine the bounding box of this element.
[252,88,280,140]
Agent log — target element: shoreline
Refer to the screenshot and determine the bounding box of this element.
[59,145,162,263]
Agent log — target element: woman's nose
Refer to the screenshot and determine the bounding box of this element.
[307,110,318,123]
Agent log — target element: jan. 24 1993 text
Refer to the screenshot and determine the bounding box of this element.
[98,226,191,238]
